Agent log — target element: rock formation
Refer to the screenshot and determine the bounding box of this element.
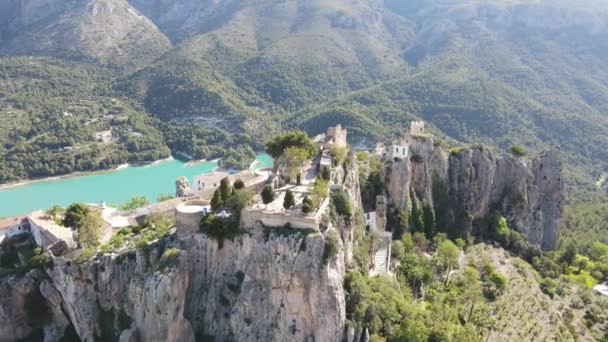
[0,0,171,66]
[0,269,72,341]
[0,144,564,341]
[175,176,192,198]
[384,135,563,250]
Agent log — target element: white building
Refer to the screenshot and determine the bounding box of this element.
[365,212,377,231]
[27,211,76,250]
[320,156,332,170]
[389,144,409,160]
[0,216,30,243]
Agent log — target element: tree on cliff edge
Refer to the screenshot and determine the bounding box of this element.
[284,190,295,210]
[262,185,275,206]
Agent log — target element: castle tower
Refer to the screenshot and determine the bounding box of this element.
[326,124,348,147]
[376,195,387,232]
[410,121,425,135]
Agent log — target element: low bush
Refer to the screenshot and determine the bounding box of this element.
[200,214,240,248]
[323,230,340,264]
[331,189,353,218]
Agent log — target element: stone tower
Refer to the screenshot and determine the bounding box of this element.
[410,121,425,134]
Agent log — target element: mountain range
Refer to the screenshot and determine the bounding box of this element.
[1,0,608,200]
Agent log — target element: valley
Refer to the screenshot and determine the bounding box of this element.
[1,0,608,203]
[1,1,608,341]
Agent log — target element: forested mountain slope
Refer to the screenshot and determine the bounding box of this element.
[1,0,608,201]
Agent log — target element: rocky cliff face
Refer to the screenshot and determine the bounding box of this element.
[0,0,171,66]
[0,224,349,342]
[384,135,563,250]
[0,158,361,342]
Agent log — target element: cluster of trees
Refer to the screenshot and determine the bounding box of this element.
[210,177,252,213]
[347,231,508,341]
[63,203,104,248]
[487,209,608,291]
[0,58,174,183]
[119,195,150,211]
[203,177,253,246]
[265,129,318,181]
[355,152,383,211]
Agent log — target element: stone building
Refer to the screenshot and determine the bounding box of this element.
[0,216,30,243]
[389,144,409,160]
[316,124,348,150]
[27,211,76,251]
[326,124,348,147]
[410,121,425,134]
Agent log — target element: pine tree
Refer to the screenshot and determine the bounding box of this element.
[261,185,275,205]
[283,190,295,209]
[219,177,232,202]
[234,179,245,190]
[211,189,223,211]
[302,196,314,214]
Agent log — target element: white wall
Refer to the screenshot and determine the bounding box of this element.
[390,145,409,159]
[365,212,377,231]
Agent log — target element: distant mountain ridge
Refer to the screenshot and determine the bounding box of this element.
[0,0,171,66]
[1,0,608,199]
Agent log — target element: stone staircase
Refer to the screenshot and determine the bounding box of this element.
[370,232,392,276]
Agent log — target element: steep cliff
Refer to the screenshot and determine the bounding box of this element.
[0,158,361,342]
[0,222,349,342]
[0,0,171,66]
[384,135,563,250]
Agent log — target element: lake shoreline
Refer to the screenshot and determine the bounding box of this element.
[0,153,272,217]
[0,157,177,191]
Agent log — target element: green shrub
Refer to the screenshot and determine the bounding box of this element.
[540,277,558,298]
[283,190,295,209]
[211,189,223,211]
[75,247,97,264]
[156,193,175,202]
[200,214,240,248]
[330,145,348,166]
[323,230,340,264]
[483,270,508,300]
[262,185,275,205]
[331,189,353,218]
[302,196,314,214]
[158,247,182,272]
[234,179,245,190]
[120,195,150,211]
[321,166,331,181]
[490,210,510,245]
[510,145,526,157]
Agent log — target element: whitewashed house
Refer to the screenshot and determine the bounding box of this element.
[389,144,409,160]
[0,216,30,243]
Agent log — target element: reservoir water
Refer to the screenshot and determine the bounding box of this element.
[0,154,273,217]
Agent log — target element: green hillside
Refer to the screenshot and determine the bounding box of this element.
[1,0,608,202]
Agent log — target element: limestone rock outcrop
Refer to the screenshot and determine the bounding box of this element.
[0,0,172,65]
[0,157,361,342]
[384,135,563,250]
[0,269,72,341]
[175,176,192,198]
[46,239,195,342]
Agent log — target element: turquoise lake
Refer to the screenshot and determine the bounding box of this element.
[0,154,273,217]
